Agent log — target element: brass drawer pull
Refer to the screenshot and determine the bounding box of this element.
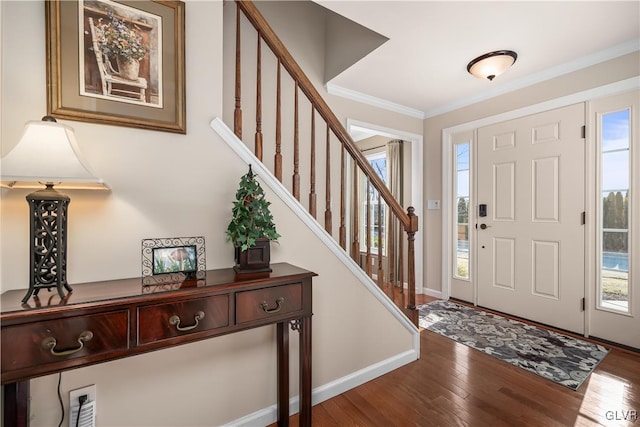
[41,331,94,357]
[261,297,285,314]
[169,311,205,332]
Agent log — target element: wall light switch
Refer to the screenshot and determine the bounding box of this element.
[427,200,440,210]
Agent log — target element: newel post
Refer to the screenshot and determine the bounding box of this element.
[406,207,418,310]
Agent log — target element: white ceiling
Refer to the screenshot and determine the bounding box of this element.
[314,1,640,119]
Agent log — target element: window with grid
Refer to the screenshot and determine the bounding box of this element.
[599,109,630,313]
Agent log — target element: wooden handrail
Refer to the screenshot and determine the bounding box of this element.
[234,0,418,315]
[236,1,416,234]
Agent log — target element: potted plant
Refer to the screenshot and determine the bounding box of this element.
[226,165,280,273]
[94,12,148,80]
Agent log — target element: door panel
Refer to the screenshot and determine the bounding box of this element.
[494,162,515,220]
[477,103,585,333]
[532,240,559,298]
[532,156,559,222]
[493,237,515,289]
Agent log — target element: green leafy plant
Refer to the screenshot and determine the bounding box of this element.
[226,165,280,252]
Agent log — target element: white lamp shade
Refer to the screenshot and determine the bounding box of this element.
[1,120,109,190]
[467,50,517,81]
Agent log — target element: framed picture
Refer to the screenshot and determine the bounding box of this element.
[152,245,197,275]
[46,0,186,133]
[142,237,206,286]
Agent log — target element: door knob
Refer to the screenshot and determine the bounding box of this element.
[480,223,491,230]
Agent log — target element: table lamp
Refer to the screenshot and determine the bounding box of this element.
[1,116,109,302]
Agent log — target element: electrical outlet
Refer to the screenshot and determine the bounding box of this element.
[70,384,96,407]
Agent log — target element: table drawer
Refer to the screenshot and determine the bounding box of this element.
[1,310,129,373]
[138,295,229,345]
[236,283,303,324]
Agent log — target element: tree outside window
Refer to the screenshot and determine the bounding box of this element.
[455,143,470,279]
[600,110,630,311]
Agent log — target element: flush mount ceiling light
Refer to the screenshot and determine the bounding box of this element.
[467,50,518,81]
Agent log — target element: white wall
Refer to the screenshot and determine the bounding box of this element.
[423,52,640,293]
[0,1,413,425]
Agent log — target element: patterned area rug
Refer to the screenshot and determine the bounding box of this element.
[418,300,609,390]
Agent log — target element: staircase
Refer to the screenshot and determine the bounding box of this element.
[229,0,419,323]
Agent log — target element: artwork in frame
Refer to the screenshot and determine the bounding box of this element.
[46,0,186,134]
[153,245,197,275]
[141,237,206,287]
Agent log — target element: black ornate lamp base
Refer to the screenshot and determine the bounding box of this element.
[23,184,73,303]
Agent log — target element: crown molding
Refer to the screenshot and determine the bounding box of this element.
[327,39,640,120]
[326,82,425,119]
[425,39,640,118]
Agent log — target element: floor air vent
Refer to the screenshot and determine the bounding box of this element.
[69,400,96,427]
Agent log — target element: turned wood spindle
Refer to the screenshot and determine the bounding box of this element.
[293,82,300,200]
[324,125,332,235]
[254,34,263,161]
[309,108,317,218]
[274,60,282,181]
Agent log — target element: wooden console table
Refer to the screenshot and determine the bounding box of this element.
[1,263,316,427]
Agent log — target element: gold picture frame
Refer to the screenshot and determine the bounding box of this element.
[46,0,186,133]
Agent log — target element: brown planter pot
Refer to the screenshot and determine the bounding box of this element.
[234,238,272,274]
[116,56,140,81]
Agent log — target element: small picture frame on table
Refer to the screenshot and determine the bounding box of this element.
[141,237,206,290]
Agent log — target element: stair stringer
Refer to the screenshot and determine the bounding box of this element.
[210,117,419,339]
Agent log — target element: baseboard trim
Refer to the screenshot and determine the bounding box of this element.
[422,288,442,299]
[212,118,419,426]
[222,349,418,427]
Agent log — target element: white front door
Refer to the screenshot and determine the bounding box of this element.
[476,103,586,333]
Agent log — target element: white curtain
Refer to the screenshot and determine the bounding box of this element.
[386,140,404,285]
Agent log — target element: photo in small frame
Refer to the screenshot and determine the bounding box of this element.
[152,245,197,274]
[142,237,205,286]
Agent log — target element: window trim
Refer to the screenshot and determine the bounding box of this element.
[596,107,632,314]
[453,142,471,281]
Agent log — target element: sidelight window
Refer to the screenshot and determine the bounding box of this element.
[599,109,630,313]
[454,143,470,279]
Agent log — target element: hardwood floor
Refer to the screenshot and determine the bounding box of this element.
[274,295,640,426]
